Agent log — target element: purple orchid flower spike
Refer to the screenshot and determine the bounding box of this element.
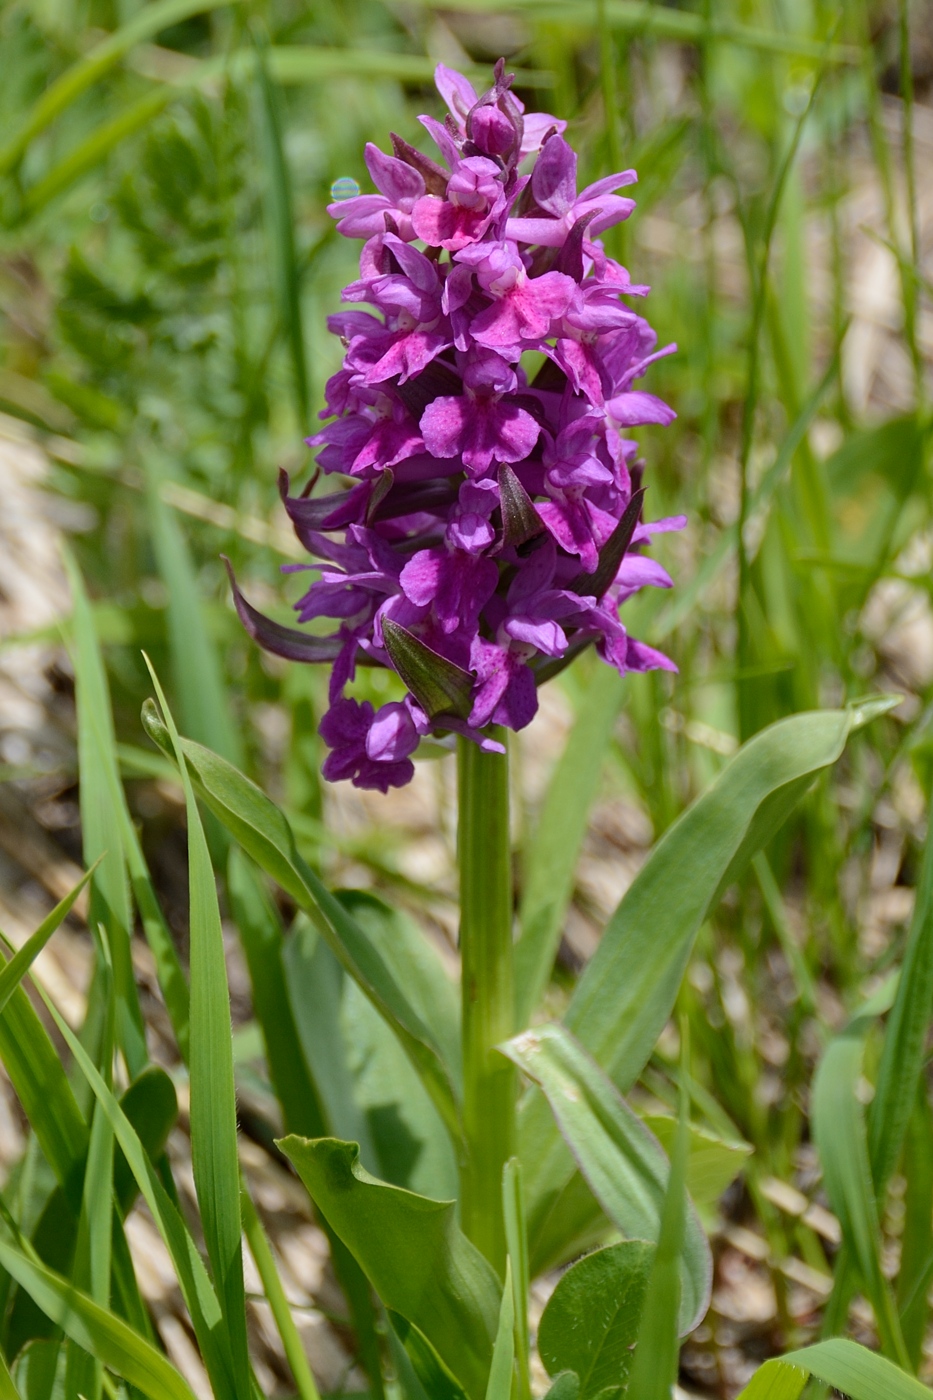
[231,60,682,789]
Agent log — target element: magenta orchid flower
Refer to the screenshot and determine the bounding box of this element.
[230,61,682,790]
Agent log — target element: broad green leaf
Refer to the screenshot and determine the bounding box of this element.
[641,1116,752,1209]
[869,783,933,1190]
[227,854,329,1139]
[0,863,96,1019]
[537,1242,652,1399]
[519,702,895,1271]
[485,1259,514,1400]
[542,1375,580,1400]
[515,666,625,1024]
[280,1136,500,1400]
[233,885,386,1400]
[0,1241,196,1400]
[736,1339,933,1399]
[65,551,146,1076]
[141,704,462,1143]
[626,1071,691,1400]
[502,1025,710,1332]
[114,1068,179,1215]
[812,1024,908,1366]
[144,671,250,1400]
[282,918,373,1151]
[338,891,461,1089]
[13,1340,62,1400]
[389,1315,469,1400]
[341,975,458,1200]
[567,702,893,1080]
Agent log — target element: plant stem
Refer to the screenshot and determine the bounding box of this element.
[458,731,515,1274]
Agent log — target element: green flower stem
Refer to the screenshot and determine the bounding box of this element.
[458,730,515,1274]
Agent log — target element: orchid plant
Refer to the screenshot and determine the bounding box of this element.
[0,49,926,1400]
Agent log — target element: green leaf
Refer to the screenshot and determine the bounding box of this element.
[542,1375,580,1400]
[0,981,87,1206]
[114,1068,179,1216]
[485,1259,514,1400]
[736,1339,933,1399]
[520,702,894,1271]
[141,704,462,1143]
[24,950,238,1400]
[640,1116,752,1209]
[898,1085,933,1367]
[240,1190,321,1400]
[389,1315,468,1400]
[0,1241,197,1400]
[625,1067,691,1400]
[869,783,933,1190]
[502,1024,710,1332]
[812,1024,908,1366]
[0,863,96,1018]
[502,1159,530,1400]
[227,854,328,1140]
[279,1136,500,1400]
[64,554,188,1059]
[65,550,146,1076]
[537,1242,652,1399]
[0,1348,19,1400]
[515,665,625,1025]
[143,670,250,1400]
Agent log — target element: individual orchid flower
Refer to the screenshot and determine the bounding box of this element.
[506,133,637,247]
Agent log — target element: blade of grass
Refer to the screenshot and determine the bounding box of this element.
[143,660,250,1400]
[253,29,309,431]
[0,862,97,1019]
[24,952,238,1400]
[812,1022,909,1368]
[147,476,243,770]
[868,786,933,1190]
[502,1161,530,1400]
[240,1190,321,1400]
[0,1241,197,1400]
[64,551,147,1077]
[484,1258,514,1400]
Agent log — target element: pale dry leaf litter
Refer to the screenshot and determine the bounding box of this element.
[0,74,932,1399]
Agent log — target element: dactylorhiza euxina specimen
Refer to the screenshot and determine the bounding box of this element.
[229,61,683,791]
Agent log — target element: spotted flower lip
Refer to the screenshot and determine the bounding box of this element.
[231,61,681,790]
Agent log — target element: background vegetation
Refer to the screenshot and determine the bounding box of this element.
[0,0,932,1395]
